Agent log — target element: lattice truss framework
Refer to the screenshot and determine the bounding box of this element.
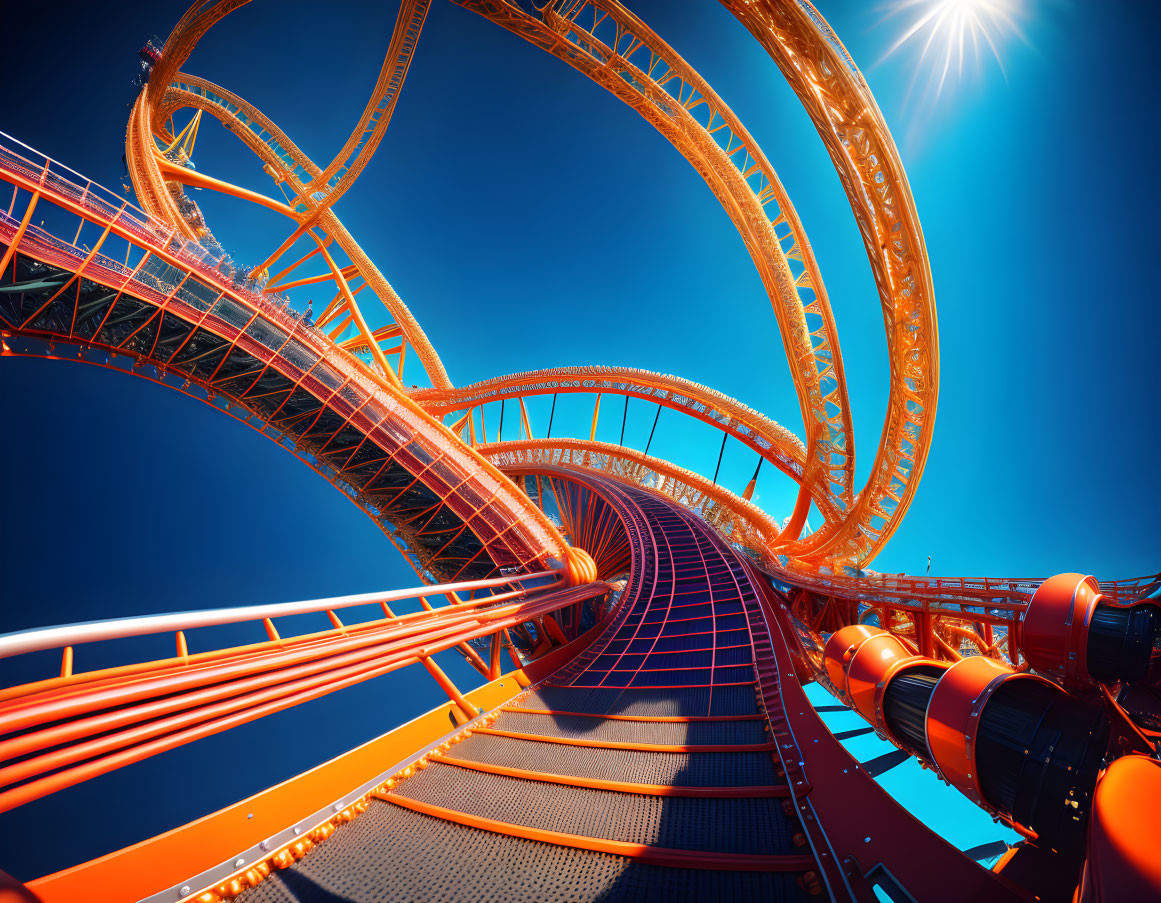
[26,0,938,572]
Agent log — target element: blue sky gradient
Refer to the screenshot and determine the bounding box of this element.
[1,0,1157,879]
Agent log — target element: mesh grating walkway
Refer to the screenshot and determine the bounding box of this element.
[240,803,807,902]
[239,477,817,902]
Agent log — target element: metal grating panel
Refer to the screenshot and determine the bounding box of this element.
[393,764,796,854]
[492,712,767,746]
[238,802,808,902]
[446,733,781,786]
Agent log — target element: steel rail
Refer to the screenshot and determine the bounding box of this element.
[0,588,604,737]
[0,142,571,575]
[411,365,834,516]
[0,571,559,660]
[489,439,783,564]
[452,0,852,533]
[719,0,939,566]
[0,585,610,806]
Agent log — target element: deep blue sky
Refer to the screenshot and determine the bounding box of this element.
[1,0,1158,879]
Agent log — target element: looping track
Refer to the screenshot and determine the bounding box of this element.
[116,0,938,571]
[0,2,979,900]
[229,474,1021,903]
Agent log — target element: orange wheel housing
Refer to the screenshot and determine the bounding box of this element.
[822,624,880,703]
[1019,573,1102,686]
[562,547,598,586]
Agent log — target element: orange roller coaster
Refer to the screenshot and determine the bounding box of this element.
[0,2,1158,902]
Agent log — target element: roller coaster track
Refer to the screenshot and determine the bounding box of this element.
[5,2,1156,902]
[484,438,784,563]
[118,0,939,569]
[411,365,825,508]
[451,0,855,542]
[129,1,453,390]
[0,137,568,580]
[719,0,939,564]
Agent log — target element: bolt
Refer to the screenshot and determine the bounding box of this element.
[234,858,245,867]
[179,887,191,898]
[294,827,302,835]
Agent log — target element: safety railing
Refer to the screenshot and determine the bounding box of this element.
[0,134,571,573]
[771,566,1161,666]
[487,439,782,569]
[771,566,1161,608]
[0,571,613,814]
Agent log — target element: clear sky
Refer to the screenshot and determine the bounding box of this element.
[1,0,1158,880]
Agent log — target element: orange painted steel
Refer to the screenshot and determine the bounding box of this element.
[131,9,454,390]
[413,366,826,512]
[375,791,817,872]
[1019,572,1102,685]
[821,623,881,703]
[25,669,537,903]
[487,439,782,563]
[451,0,854,536]
[720,0,939,566]
[1079,755,1161,903]
[130,0,939,570]
[0,140,571,581]
[436,757,790,799]
[501,707,765,723]
[8,1,1158,899]
[924,655,1050,810]
[843,631,916,724]
[472,726,776,754]
[0,580,609,813]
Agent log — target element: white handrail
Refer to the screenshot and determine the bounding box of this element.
[0,569,562,660]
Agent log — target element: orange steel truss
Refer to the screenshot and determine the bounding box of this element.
[25,0,1161,898]
[0,572,613,814]
[489,439,783,563]
[113,0,939,571]
[0,137,571,581]
[127,1,451,390]
[411,366,827,512]
[719,0,939,566]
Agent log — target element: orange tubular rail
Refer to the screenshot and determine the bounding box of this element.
[452,0,854,538]
[719,0,939,566]
[486,439,783,563]
[153,72,455,390]
[0,137,571,578]
[0,575,611,813]
[129,4,454,389]
[410,365,842,518]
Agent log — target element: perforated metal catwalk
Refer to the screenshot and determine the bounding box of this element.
[237,480,820,902]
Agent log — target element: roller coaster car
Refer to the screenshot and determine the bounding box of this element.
[828,626,1110,857]
[138,43,162,66]
[1020,573,1161,687]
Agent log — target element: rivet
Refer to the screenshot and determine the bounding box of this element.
[234,858,245,867]
[179,887,191,898]
[293,827,302,835]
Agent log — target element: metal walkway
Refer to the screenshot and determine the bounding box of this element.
[238,485,821,902]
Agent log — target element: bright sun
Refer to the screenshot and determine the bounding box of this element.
[881,0,1026,105]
